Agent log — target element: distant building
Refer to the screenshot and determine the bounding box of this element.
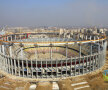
[0,30,5,36]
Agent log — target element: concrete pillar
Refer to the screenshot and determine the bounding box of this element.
[79,44,81,57]
[31,59,33,78]
[51,58,53,78]
[9,46,12,57]
[5,57,8,73]
[11,36,12,41]
[50,46,52,59]
[96,54,98,69]
[11,57,13,75]
[98,42,100,68]
[94,36,95,40]
[102,40,105,65]
[66,59,67,77]
[46,60,47,78]
[26,58,28,77]
[90,42,92,71]
[8,56,10,73]
[22,60,24,77]
[90,36,91,40]
[94,54,96,70]
[35,47,37,60]
[56,60,58,78]
[100,41,103,67]
[86,56,88,73]
[18,58,20,76]
[20,47,24,77]
[86,35,87,40]
[34,44,38,60]
[15,35,16,40]
[104,40,107,63]
[21,47,23,59]
[5,56,8,72]
[20,35,21,40]
[41,59,42,78]
[61,60,62,77]
[14,57,16,75]
[74,57,76,76]
[66,44,68,58]
[5,36,7,41]
[79,44,81,75]
[1,45,5,71]
[7,36,9,41]
[70,57,72,76]
[36,59,38,78]
[1,56,3,70]
[92,55,94,71]
[0,45,3,53]
[90,43,93,55]
[0,45,1,53]
[2,45,5,55]
[82,56,84,74]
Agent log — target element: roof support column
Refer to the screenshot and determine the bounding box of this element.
[8,56,10,73]
[18,58,20,76]
[34,44,38,60]
[102,40,105,65]
[2,44,5,55]
[20,35,21,40]
[11,35,12,41]
[56,60,58,78]
[20,43,24,77]
[6,36,8,41]
[50,44,53,60]
[22,60,24,77]
[98,42,100,68]
[79,43,82,75]
[70,57,72,76]
[31,59,33,78]
[14,57,16,75]
[90,42,93,71]
[15,35,16,40]
[86,35,87,40]
[66,43,68,58]
[74,57,76,76]
[9,45,13,75]
[66,58,68,77]
[26,58,28,78]
[0,45,1,53]
[61,60,62,77]
[46,60,47,78]
[11,57,13,75]
[86,56,88,73]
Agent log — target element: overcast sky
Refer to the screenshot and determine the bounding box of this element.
[0,0,108,27]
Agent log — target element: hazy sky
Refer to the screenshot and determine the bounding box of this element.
[0,0,108,27]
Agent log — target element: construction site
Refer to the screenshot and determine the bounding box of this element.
[0,29,108,90]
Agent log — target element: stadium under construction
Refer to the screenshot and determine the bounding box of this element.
[0,31,107,80]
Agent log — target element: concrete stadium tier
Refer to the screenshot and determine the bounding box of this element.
[0,32,107,80]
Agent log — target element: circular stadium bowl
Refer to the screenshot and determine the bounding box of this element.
[0,32,107,80]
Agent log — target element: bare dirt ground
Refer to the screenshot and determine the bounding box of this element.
[30,53,66,60]
[0,76,30,90]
